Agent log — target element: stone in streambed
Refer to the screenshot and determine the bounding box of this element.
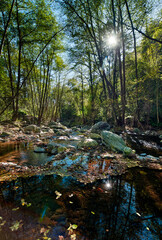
[77,138,98,149]
[24,125,40,133]
[101,130,132,155]
[89,133,101,140]
[34,147,46,153]
[91,121,110,134]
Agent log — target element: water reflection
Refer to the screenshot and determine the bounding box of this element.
[0,169,161,240]
[0,142,53,166]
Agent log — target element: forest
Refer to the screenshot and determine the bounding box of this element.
[0,0,161,127]
[0,0,162,240]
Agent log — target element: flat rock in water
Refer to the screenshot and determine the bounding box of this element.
[100,152,116,159]
[34,147,46,153]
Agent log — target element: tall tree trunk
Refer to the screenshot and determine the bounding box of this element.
[88,52,95,123]
[118,47,125,126]
[119,0,126,126]
[81,69,85,124]
[125,0,139,122]
[6,38,15,114]
[12,0,22,120]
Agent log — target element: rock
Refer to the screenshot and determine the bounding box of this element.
[77,138,98,149]
[34,147,46,153]
[101,131,132,155]
[133,128,141,134]
[123,147,133,156]
[144,130,158,136]
[48,121,67,130]
[125,116,134,127]
[100,152,115,159]
[0,132,11,137]
[91,121,110,134]
[54,129,69,136]
[58,146,67,153]
[24,125,40,133]
[51,148,58,155]
[80,126,91,132]
[47,142,59,151]
[140,153,147,156]
[58,136,69,140]
[48,129,54,134]
[89,133,101,140]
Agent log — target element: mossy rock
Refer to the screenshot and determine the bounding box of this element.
[101,130,132,155]
[77,138,98,149]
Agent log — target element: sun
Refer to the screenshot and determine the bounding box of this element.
[106,34,118,48]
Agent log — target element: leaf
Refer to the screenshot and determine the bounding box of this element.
[58,236,64,240]
[12,207,20,211]
[91,211,95,215]
[0,220,6,226]
[68,223,78,231]
[69,194,73,198]
[136,212,141,217]
[70,234,76,240]
[55,191,62,199]
[71,224,78,230]
[10,220,23,231]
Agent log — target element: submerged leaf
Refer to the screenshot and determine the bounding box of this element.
[12,207,20,211]
[10,220,23,231]
[55,190,62,199]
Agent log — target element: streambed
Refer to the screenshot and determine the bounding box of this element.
[0,169,161,240]
[0,131,161,239]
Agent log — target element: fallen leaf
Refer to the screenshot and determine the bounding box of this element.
[55,191,62,199]
[136,212,141,217]
[10,220,23,231]
[12,207,20,211]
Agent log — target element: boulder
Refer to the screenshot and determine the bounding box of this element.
[89,133,101,140]
[54,129,69,136]
[91,121,110,134]
[24,125,40,133]
[77,138,98,149]
[101,130,132,155]
[0,132,11,137]
[47,142,59,152]
[48,121,67,130]
[58,146,67,153]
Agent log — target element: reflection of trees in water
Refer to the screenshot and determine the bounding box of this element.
[0,172,161,239]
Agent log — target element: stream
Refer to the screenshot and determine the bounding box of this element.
[0,169,161,240]
[0,133,161,239]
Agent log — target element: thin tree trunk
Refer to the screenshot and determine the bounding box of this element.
[12,0,22,120]
[0,0,15,56]
[6,38,15,114]
[81,69,85,124]
[125,0,139,121]
[119,0,126,126]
